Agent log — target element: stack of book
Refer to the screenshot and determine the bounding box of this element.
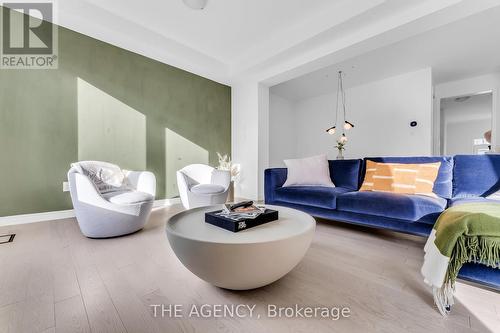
[205,201,279,232]
[217,202,265,221]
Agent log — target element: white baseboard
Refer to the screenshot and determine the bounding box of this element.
[0,209,76,227]
[0,198,181,227]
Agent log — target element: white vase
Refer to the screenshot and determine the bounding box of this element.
[337,149,344,160]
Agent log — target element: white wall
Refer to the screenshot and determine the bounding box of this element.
[231,81,269,200]
[269,94,296,167]
[441,93,492,155]
[232,82,259,200]
[280,68,433,159]
[434,72,500,153]
[257,84,270,200]
[445,120,491,156]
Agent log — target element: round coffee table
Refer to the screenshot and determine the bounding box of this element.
[166,205,315,290]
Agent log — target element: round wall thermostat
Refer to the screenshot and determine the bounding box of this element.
[410,121,417,127]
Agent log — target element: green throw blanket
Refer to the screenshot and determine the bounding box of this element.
[421,202,500,315]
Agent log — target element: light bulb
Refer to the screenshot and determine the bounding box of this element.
[344,121,354,130]
[326,126,336,135]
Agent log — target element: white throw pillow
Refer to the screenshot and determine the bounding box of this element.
[283,154,335,187]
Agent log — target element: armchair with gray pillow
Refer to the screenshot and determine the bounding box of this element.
[68,161,156,238]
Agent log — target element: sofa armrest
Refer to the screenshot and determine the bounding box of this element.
[264,168,287,204]
[124,170,156,197]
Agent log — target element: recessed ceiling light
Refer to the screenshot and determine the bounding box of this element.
[183,0,208,10]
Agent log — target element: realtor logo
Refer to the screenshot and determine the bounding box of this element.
[1,1,58,69]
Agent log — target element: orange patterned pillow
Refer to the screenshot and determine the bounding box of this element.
[360,161,441,197]
[359,160,377,191]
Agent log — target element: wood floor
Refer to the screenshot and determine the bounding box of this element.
[1,204,500,333]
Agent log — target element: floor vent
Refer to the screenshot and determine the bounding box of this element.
[0,234,15,244]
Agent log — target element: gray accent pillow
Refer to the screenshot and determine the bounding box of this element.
[72,161,127,194]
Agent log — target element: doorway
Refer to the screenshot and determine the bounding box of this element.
[439,92,493,155]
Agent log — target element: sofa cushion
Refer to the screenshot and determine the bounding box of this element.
[448,197,500,207]
[102,190,154,205]
[336,191,447,223]
[191,184,225,194]
[264,159,362,204]
[328,159,362,190]
[274,186,353,209]
[453,155,500,198]
[283,154,334,187]
[363,156,453,198]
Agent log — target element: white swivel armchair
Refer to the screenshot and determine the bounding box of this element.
[177,164,231,209]
[68,161,156,238]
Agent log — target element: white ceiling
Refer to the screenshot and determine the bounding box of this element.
[82,0,345,65]
[54,0,493,84]
[271,5,500,101]
[49,0,500,85]
[56,0,389,83]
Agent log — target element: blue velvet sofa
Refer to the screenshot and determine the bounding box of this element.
[265,155,500,289]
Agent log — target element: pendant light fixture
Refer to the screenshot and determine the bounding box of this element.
[325,71,355,135]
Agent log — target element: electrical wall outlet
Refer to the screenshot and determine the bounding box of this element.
[63,181,70,192]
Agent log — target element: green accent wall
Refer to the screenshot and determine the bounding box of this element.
[0,8,231,216]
